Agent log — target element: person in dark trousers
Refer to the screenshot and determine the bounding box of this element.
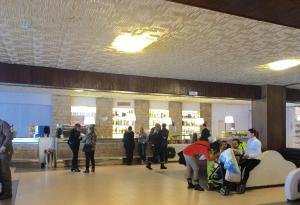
[0,119,14,200]
[161,123,169,163]
[146,124,167,170]
[200,123,210,141]
[123,126,135,165]
[137,127,148,163]
[238,128,261,193]
[82,126,97,173]
[68,123,82,172]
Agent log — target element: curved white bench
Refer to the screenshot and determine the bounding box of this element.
[247,150,296,188]
[285,168,300,201]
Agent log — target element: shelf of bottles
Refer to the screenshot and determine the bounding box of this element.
[182,110,201,140]
[112,108,135,139]
[149,109,170,130]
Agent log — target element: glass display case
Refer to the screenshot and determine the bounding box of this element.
[149,109,170,130]
[182,110,201,140]
[112,108,135,138]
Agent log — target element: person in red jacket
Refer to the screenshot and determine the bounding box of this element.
[183,140,218,191]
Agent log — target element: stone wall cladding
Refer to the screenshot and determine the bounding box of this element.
[95,98,113,138]
[169,101,182,135]
[51,95,71,135]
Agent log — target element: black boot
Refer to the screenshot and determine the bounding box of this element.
[0,182,12,200]
[0,193,12,200]
[160,163,167,170]
[194,184,204,191]
[187,178,195,189]
[146,162,152,170]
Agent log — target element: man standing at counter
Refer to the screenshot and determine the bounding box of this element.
[200,123,210,141]
[161,123,169,163]
[0,119,14,200]
[123,126,135,165]
[68,123,82,172]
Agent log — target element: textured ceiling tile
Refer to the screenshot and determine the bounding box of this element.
[0,0,300,85]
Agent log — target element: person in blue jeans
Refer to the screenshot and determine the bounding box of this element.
[138,127,148,163]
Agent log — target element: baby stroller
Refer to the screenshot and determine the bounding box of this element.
[207,148,244,195]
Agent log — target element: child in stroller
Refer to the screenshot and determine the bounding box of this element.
[207,148,245,195]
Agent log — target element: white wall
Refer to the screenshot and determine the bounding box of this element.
[286,105,300,149]
[0,91,52,137]
[211,103,252,139]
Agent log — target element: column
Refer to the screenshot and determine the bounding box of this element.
[51,95,71,135]
[252,85,286,150]
[169,101,182,135]
[95,98,113,138]
[200,103,212,129]
[134,100,150,132]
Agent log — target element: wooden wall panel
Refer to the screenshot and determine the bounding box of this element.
[0,63,261,100]
[252,85,286,150]
[168,0,300,29]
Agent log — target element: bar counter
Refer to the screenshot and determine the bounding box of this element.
[12,138,151,162]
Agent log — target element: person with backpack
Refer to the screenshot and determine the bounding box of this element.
[0,119,14,200]
[146,124,167,170]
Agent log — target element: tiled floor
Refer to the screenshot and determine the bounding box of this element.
[0,164,295,205]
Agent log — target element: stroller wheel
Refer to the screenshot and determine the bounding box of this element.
[206,183,214,191]
[220,187,230,196]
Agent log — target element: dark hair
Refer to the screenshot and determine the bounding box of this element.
[210,141,220,154]
[75,123,81,128]
[248,128,259,138]
[199,135,208,141]
[43,126,50,135]
[128,126,132,131]
[203,123,207,127]
[232,138,240,144]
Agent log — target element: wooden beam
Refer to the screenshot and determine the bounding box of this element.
[168,0,300,29]
[0,62,261,99]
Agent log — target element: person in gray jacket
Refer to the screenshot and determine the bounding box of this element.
[137,127,148,162]
[82,126,97,173]
[0,119,14,200]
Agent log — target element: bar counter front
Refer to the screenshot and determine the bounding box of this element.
[12,138,155,166]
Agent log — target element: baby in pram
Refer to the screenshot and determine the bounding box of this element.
[207,148,244,195]
[207,139,246,195]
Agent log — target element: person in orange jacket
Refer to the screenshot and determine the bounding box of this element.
[183,140,218,191]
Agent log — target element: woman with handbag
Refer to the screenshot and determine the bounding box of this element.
[82,126,97,173]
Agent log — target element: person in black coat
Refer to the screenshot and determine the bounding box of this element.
[161,123,169,162]
[68,123,82,172]
[200,123,210,141]
[123,126,135,165]
[0,119,14,200]
[146,124,167,170]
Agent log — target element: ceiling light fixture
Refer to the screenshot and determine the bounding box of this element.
[74,89,84,92]
[111,32,158,53]
[258,59,300,71]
